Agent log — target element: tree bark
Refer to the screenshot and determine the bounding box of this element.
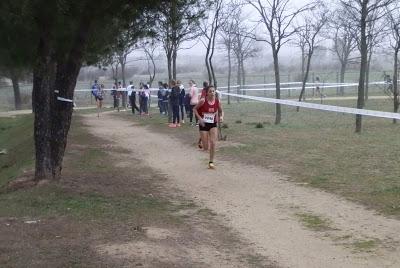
[10,70,22,110]
[393,48,399,124]
[298,50,313,111]
[365,50,372,101]
[172,46,177,80]
[273,50,281,125]
[227,45,231,105]
[121,60,127,107]
[340,62,346,95]
[355,1,368,133]
[33,12,91,181]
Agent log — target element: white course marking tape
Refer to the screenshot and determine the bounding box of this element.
[57,96,74,103]
[222,92,400,120]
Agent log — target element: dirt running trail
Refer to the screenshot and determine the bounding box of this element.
[83,113,400,268]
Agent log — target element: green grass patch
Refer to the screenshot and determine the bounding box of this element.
[0,184,171,221]
[295,212,333,231]
[351,239,378,252]
[0,115,34,187]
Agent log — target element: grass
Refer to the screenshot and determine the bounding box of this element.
[0,115,34,188]
[0,115,180,224]
[351,239,379,253]
[114,97,400,219]
[295,212,333,231]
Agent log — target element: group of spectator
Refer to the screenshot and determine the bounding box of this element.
[157,79,199,128]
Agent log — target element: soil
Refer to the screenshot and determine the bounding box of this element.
[82,111,400,268]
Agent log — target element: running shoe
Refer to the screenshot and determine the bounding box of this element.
[208,162,215,169]
[168,123,177,128]
[177,123,181,127]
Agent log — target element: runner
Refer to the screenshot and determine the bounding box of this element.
[193,85,224,169]
[91,80,104,117]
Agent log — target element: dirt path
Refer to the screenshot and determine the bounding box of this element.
[83,112,400,268]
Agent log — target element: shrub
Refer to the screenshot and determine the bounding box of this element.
[255,122,264,128]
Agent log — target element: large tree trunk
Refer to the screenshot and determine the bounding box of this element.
[355,2,368,133]
[393,48,399,124]
[10,70,22,110]
[33,35,57,181]
[33,14,90,182]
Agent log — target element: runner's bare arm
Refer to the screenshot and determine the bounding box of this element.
[218,102,224,122]
[194,99,205,126]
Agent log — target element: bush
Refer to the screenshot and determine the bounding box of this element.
[255,122,264,128]
[235,120,242,124]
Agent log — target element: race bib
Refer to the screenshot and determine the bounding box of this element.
[203,113,215,123]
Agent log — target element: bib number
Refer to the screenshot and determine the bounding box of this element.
[203,113,215,123]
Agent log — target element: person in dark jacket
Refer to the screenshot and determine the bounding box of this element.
[177,80,185,123]
[168,80,181,127]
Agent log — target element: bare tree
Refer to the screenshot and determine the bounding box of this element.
[297,5,328,105]
[231,16,259,92]
[199,0,224,86]
[219,7,237,104]
[247,0,313,124]
[157,0,207,81]
[341,0,394,133]
[140,39,159,86]
[365,13,387,100]
[328,8,358,95]
[386,3,400,123]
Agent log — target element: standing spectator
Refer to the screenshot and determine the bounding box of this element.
[177,80,185,123]
[157,81,164,114]
[167,83,173,123]
[162,83,169,116]
[188,79,198,126]
[128,81,140,114]
[142,84,150,115]
[169,80,180,127]
[111,84,118,110]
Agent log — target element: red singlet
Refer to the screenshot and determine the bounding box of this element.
[198,98,220,123]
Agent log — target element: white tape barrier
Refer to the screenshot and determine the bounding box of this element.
[75,87,160,92]
[221,92,400,120]
[219,81,394,92]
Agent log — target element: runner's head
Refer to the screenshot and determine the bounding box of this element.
[207,85,216,98]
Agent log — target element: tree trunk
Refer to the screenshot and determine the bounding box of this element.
[393,48,399,124]
[241,57,245,94]
[172,47,177,80]
[167,50,172,82]
[272,51,281,125]
[121,61,127,108]
[10,71,22,110]
[236,59,241,103]
[33,36,57,181]
[298,51,313,110]
[355,1,367,133]
[33,13,90,181]
[227,46,231,105]
[340,62,346,95]
[365,50,372,101]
